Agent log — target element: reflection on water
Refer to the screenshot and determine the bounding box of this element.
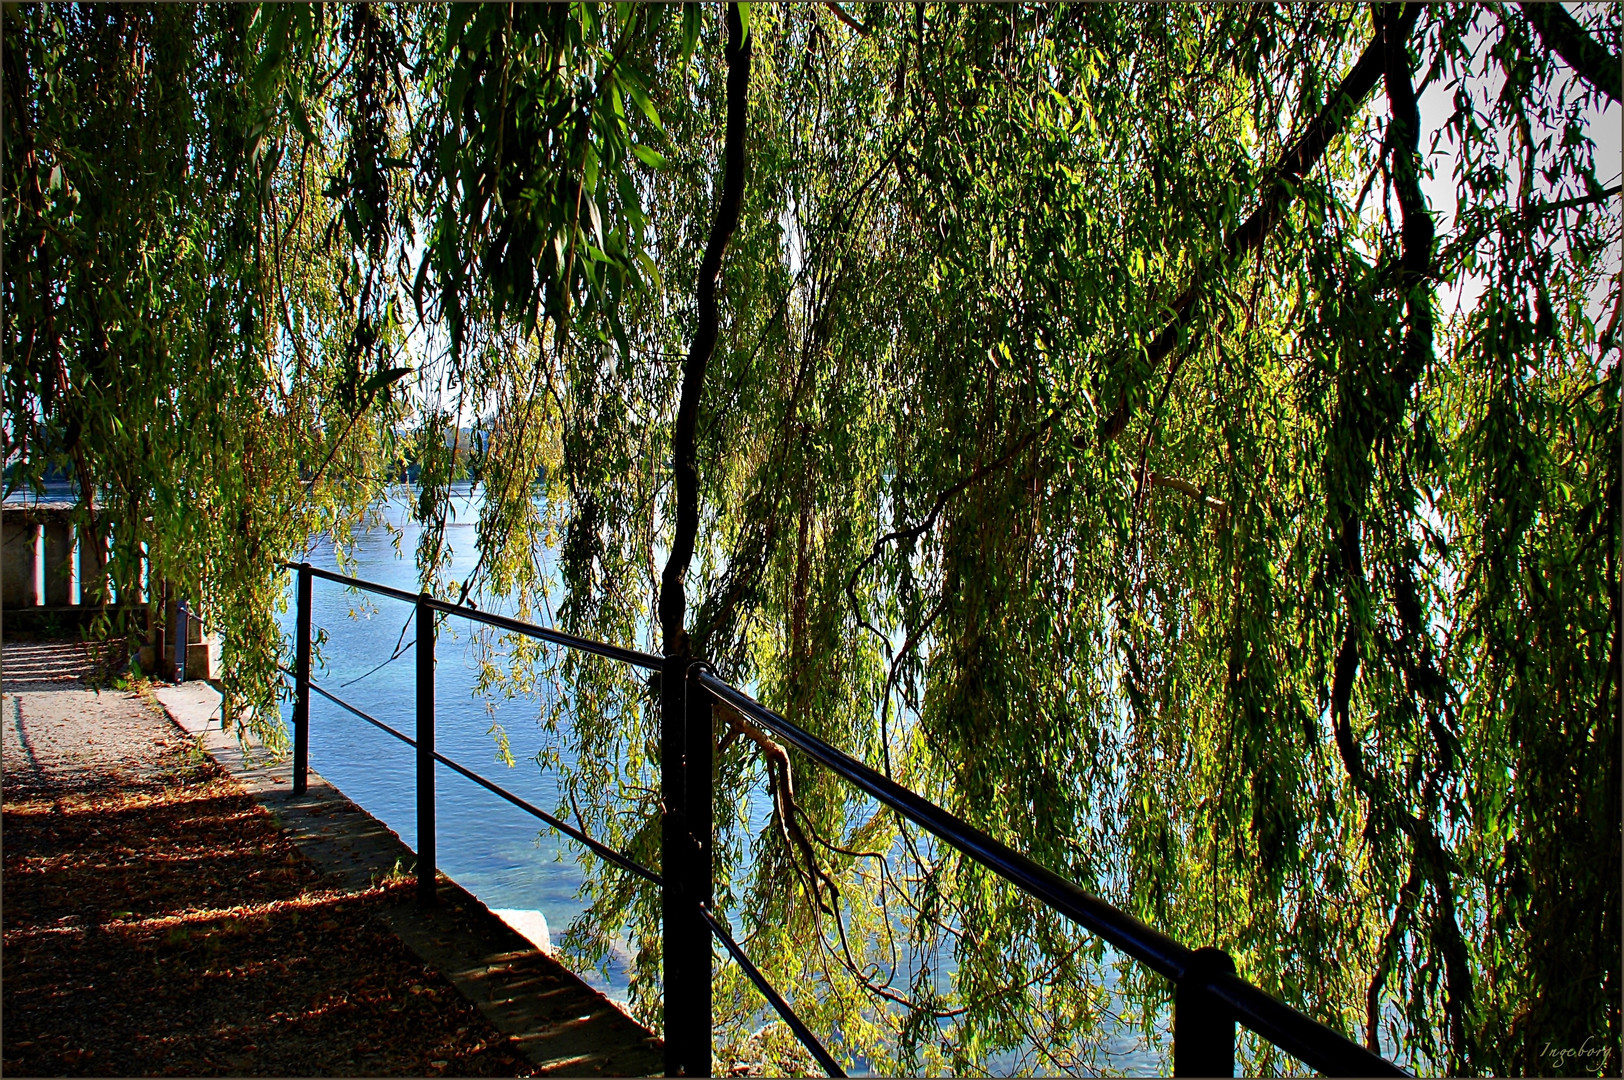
[276,485,641,1000]
[275,486,1173,1075]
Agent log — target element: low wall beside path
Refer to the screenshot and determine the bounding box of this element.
[1,502,218,678]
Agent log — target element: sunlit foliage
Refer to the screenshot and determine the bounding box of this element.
[5,3,1617,1075]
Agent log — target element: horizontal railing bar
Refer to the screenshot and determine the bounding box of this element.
[280,668,663,888]
[297,562,422,605]
[1211,972,1407,1077]
[698,905,846,1078]
[283,666,418,748]
[279,560,662,670]
[696,671,1406,1079]
[420,596,662,670]
[428,740,664,888]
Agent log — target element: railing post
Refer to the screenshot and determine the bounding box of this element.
[69,524,81,606]
[1174,946,1236,1077]
[175,600,188,684]
[291,563,312,794]
[416,592,436,905]
[661,648,691,1076]
[685,662,713,1077]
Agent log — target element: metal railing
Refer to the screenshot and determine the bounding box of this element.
[280,560,1408,1078]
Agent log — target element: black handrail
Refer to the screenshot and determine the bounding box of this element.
[303,563,420,605]
[700,673,1190,974]
[279,559,1410,1078]
[695,672,1407,1078]
[278,665,662,887]
[272,584,843,1074]
[303,563,663,670]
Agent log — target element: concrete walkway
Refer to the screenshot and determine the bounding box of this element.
[3,641,178,793]
[4,643,662,1076]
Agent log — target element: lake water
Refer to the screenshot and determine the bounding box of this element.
[274,486,644,1000]
[274,486,1172,1075]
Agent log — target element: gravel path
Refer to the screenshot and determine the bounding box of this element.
[1,641,538,1077]
[3,641,181,795]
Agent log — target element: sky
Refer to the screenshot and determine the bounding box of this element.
[1413,8,1621,322]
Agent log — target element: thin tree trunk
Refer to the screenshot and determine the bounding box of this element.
[659,4,752,656]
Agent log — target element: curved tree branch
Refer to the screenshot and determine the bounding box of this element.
[1328,9,1475,1070]
[1519,1,1621,103]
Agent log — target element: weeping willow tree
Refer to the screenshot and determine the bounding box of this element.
[2,1,668,714]
[5,3,1618,1076]
[1,3,423,720]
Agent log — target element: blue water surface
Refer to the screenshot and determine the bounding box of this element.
[276,486,642,1000]
[273,485,1176,1074]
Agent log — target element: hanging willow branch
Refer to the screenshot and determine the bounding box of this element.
[1095,3,1422,445]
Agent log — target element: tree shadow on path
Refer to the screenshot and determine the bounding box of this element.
[2,688,539,1077]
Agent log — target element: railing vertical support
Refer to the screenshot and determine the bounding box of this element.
[1173,946,1237,1077]
[685,662,713,1077]
[292,563,312,794]
[661,649,691,1075]
[175,600,188,684]
[416,592,436,905]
